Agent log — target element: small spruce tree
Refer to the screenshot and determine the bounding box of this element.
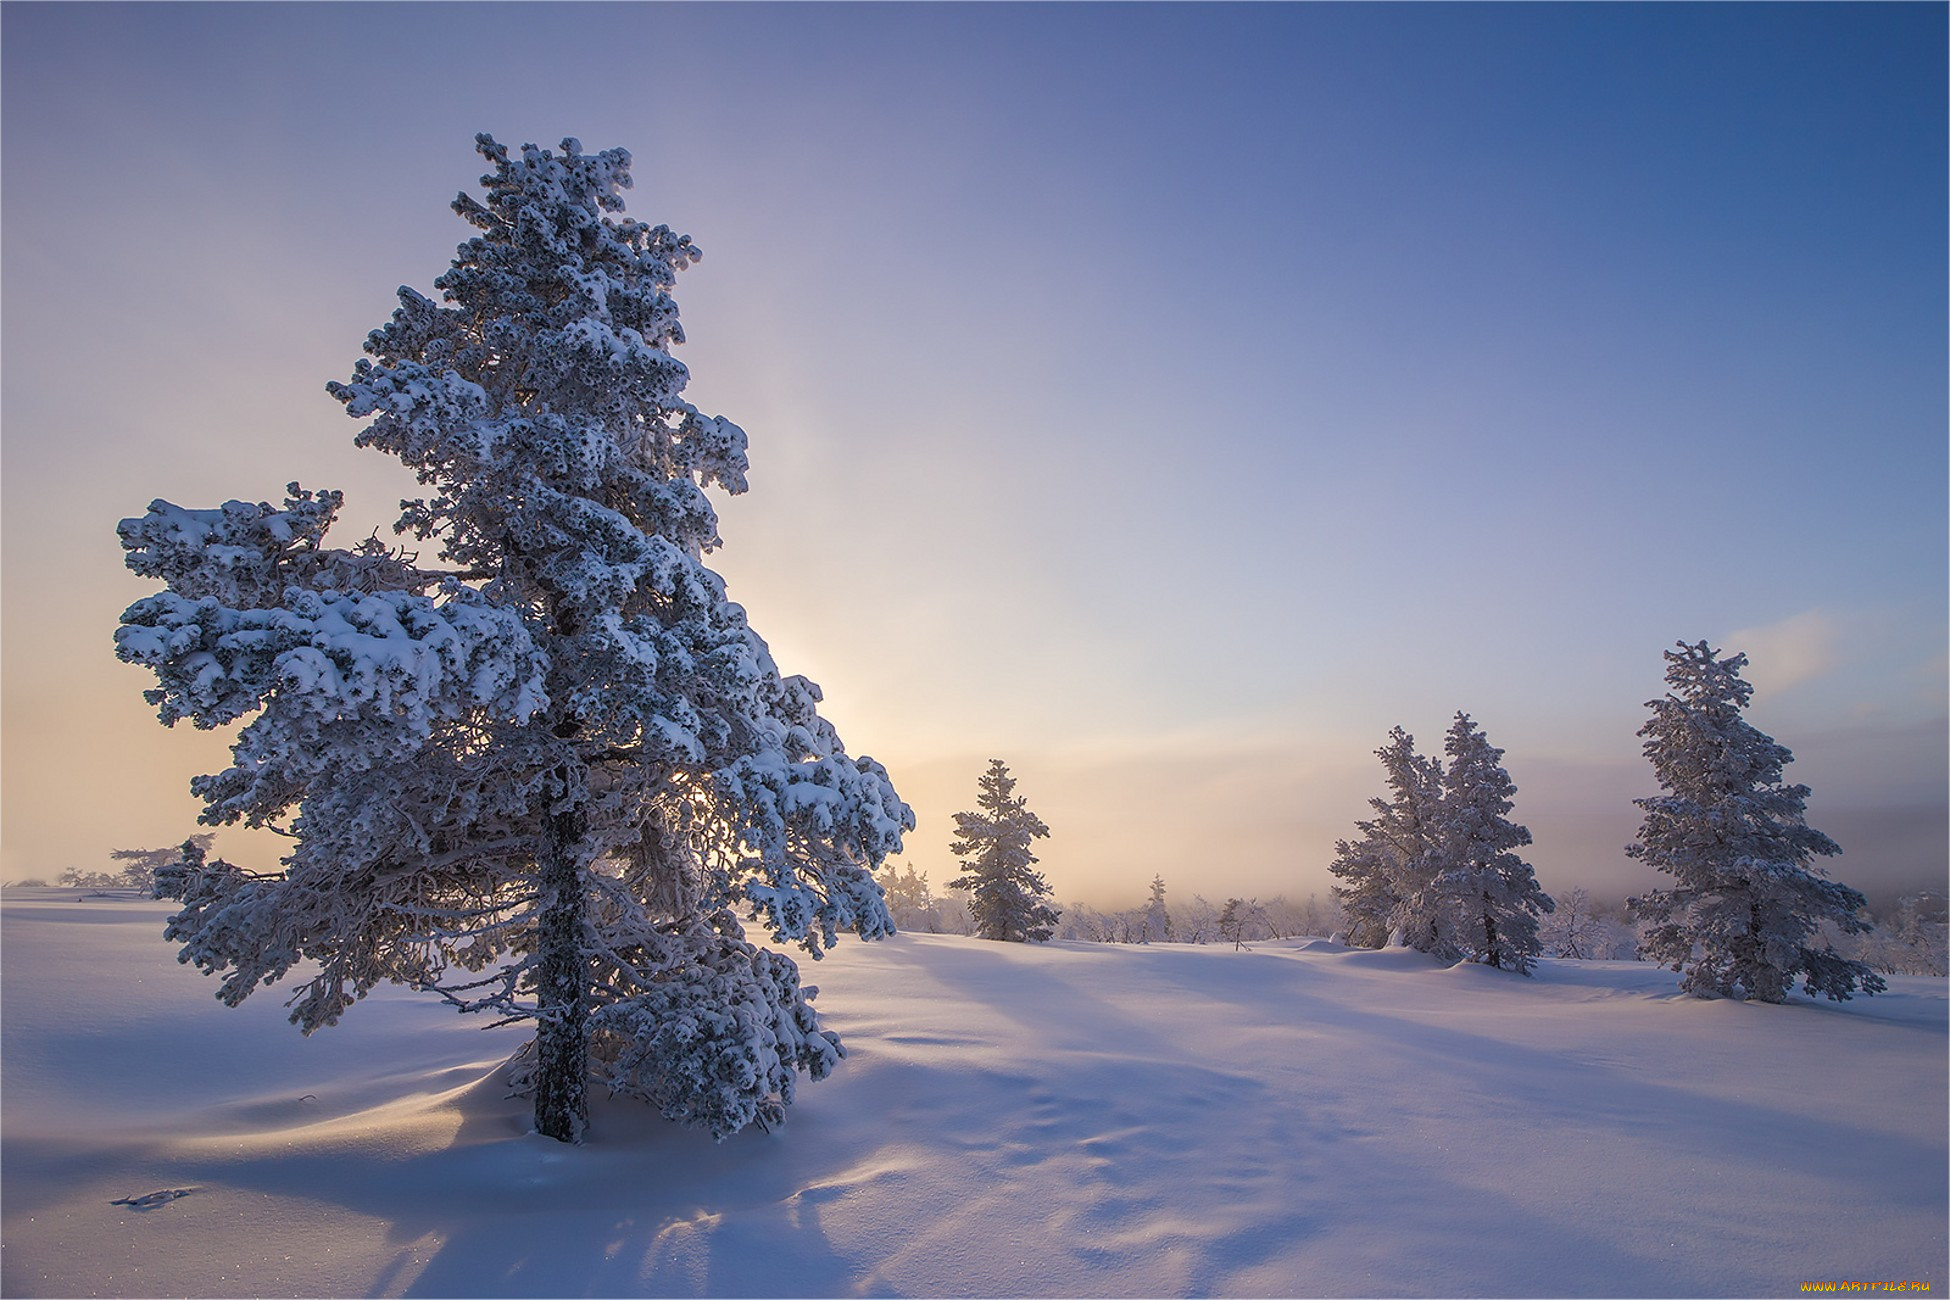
[1144,874,1174,943]
[948,759,1059,943]
[1627,640,1882,1002]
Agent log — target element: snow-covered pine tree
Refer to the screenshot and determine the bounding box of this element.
[1144,874,1173,943]
[948,759,1059,943]
[1627,640,1881,1002]
[115,135,912,1143]
[1328,727,1446,951]
[1433,713,1553,974]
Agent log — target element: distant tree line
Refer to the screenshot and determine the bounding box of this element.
[1058,888,1348,947]
[757,854,1948,978]
[58,835,216,893]
[899,643,1936,1001]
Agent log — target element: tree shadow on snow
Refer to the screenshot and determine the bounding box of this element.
[148,1058,877,1298]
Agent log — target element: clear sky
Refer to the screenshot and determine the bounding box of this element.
[4,2,1945,910]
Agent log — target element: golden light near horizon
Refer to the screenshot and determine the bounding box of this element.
[2,3,1943,918]
[1,8,1943,1295]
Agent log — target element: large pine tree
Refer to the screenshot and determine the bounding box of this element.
[1434,712,1553,974]
[1628,640,1882,1002]
[949,759,1059,943]
[115,135,912,1142]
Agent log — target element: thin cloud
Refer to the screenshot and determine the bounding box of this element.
[1726,609,1841,694]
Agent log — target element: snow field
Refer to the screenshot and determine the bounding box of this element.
[3,892,1943,1297]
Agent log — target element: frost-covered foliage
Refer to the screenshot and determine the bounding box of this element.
[116,135,911,1142]
[1058,889,1337,945]
[1217,898,1268,950]
[1433,714,1554,974]
[1060,885,1172,944]
[1854,893,1949,977]
[879,864,948,934]
[60,835,217,893]
[1144,874,1174,943]
[949,759,1059,943]
[1174,894,1222,945]
[1330,719,1551,973]
[1329,727,1445,951]
[1057,899,1149,944]
[1540,887,1638,961]
[1285,891,1349,942]
[1627,641,1880,1003]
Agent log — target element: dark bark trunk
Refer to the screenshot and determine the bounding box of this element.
[533,762,589,1143]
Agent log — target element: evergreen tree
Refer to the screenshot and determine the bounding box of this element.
[115,136,912,1142]
[948,759,1059,942]
[1627,641,1881,1002]
[1329,727,1445,951]
[1144,874,1173,943]
[1217,898,1249,950]
[1434,713,1553,974]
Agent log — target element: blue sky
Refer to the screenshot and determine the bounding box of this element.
[4,2,1944,908]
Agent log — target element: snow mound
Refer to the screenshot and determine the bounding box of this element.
[3,892,1944,1297]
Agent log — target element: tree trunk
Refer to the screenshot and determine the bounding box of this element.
[533,762,589,1143]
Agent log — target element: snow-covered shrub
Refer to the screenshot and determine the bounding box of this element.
[1867,893,1949,976]
[1542,888,1603,959]
[1814,894,1946,978]
[1218,898,1271,949]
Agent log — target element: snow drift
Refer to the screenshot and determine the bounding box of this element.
[3,891,1943,1296]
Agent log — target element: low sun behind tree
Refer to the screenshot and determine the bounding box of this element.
[114,135,911,1144]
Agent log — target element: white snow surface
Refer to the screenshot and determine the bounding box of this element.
[4,891,1943,1298]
